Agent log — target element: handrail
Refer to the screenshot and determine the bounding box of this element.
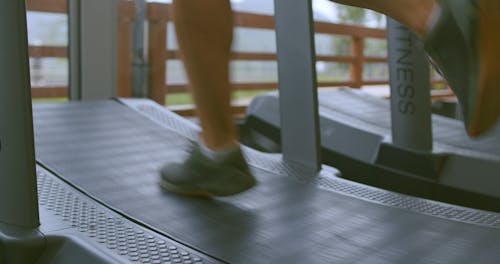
[26,0,66,13]
[146,3,391,104]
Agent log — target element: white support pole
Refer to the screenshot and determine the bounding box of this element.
[387,19,433,151]
[274,0,321,171]
[0,0,40,228]
[69,0,118,100]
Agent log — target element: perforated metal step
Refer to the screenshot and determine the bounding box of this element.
[37,166,217,264]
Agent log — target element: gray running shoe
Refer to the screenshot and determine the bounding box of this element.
[424,0,500,136]
[159,143,257,197]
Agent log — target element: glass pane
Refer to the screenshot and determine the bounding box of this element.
[233,28,276,53]
[364,38,387,57]
[27,10,68,101]
[317,62,350,82]
[27,12,67,46]
[166,60,187,85]
[363,63,388,81]
[30,58,68,86]
[231,60,278,83]
[166,60,279,85]
[316,34,351,56]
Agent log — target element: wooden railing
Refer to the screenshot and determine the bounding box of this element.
[26,0,135,98]
[27,0,452,114]
[26,0,68,98]
[146,3,391,105]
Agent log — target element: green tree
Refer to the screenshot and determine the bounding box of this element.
[330,4,369,57]
[336,4,367,25]
[370,11,385,28]
[324,4,388,83]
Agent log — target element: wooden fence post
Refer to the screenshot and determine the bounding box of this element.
[147,3,169,105]
[350,36,364,88]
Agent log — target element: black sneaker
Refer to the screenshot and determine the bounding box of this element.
[159,143,257,197]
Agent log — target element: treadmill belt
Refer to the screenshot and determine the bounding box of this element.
[33,100,500,263]
[318,89,500,157]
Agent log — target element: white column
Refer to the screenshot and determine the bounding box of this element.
[0,0,40,228]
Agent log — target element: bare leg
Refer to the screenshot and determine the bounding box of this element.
[161,0,255,197]
[332,0,436,37]
[172,0,236,150]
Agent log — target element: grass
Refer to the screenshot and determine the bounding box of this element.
[32,97,68,103]
[166,89,274,106]
[30,90,274,106]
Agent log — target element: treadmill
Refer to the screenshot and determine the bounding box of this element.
[2,1,500,263]
[245,18,500,212]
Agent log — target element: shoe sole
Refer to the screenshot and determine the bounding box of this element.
[159,180,214,198]
[159,178,257,197]
[469,0,500,136]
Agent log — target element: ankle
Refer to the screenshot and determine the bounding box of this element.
[199,130,239,150]
[199,139,240,162]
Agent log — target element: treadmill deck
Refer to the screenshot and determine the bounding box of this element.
[318,88,500,159]
[245,89,500,210]
[33,99,500,264]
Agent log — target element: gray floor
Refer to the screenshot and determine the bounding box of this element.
[33,100,500,264]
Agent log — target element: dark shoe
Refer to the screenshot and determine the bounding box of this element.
[159,143,257,197]
[424,0,500,136]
